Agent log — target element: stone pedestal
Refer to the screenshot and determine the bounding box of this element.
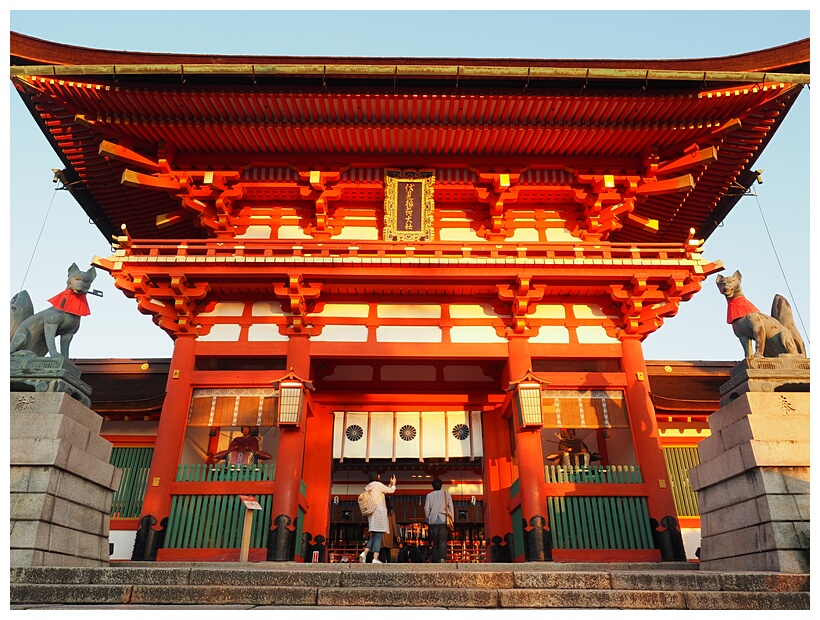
[689,359,809,573]
[10,353,93,408]
[10,391,122,567]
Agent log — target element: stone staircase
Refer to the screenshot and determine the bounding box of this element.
[10,562,809,609]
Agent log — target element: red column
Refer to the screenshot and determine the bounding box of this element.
[269,334,311,560]
[481,408,515,561]
[620,337,678,522]
[136,334,196,558]
[300,402,334,561]
[507,337,549,561]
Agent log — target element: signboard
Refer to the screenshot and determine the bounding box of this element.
[239,494,262,510]
[383,169,435,241]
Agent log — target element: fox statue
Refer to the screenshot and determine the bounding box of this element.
[716,270,805,359]
[10,263,97,359]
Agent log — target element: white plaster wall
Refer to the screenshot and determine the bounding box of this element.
[449,325,506,343]
[236,225,272,239]
[376,326,442,342]
[312,325,369,342]
[199,302,246,316]
[197,324,242,341]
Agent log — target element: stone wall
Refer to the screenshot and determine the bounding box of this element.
[10,391,121,567]
[689,388,809,573]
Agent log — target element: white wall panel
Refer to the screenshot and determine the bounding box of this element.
[530,304,566,319]
[577,325,619,343]
[332,411,344,458]
[236,225,272,239]
[394,412,420,459]
[448,304,497,319]
[529,325,570,343]
[445,410,471,459]
[197,324,241,341]
[377,304,441,318]
[368,412,395,459]
[421,411,445,458]
[247,324,288,341]
[376,326,442,342]
[338,411,369,460]
[199,303,246,316]
[449,325,506,343]
[312,325,369,342]
[573,303,616,319]
[333,410,483,460]
[278,225,311,239]
[470,411,484,458]
[252,302,285,316]
[315,303,370,317]
[336,226,379,240]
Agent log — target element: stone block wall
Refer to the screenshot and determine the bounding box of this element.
[689,391,809,573]
[10,391,122,567]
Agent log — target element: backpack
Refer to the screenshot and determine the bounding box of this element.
[357,489,377,516]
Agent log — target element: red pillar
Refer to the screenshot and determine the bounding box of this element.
[507,336,549,561]
[269,334,311,561]
[300,402,334,562]
[620,337,678,524]
[481,408,515,562]
[135,334,196,558]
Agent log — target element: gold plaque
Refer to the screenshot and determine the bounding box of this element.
[383,169,435,241]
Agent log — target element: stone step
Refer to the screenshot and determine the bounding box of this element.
[10,564,810,610]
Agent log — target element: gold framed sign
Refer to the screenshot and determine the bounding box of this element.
[383,169,435,241]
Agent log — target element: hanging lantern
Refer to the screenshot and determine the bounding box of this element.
[272,369,314,427]
[507,370,549,429]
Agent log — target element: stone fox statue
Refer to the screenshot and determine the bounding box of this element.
[10,263,96,358]
[716,270,805,358]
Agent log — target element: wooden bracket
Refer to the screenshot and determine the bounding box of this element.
[497,276,546,335]
[273,273,322,316]
[297,170,342,239]
[474,172,521,240]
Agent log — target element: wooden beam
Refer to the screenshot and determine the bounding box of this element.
[655,147,717,176]
[634,174,694,196]
[99,140,161,172]
[121,169,180,191]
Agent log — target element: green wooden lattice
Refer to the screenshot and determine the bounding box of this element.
[662,446,701,517]
[109,447,154,519]
[164,463,274,550]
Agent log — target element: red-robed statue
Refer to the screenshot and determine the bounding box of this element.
[213,426,273,466]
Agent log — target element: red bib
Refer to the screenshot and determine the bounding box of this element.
[726,296,759,323]
[48,290,91,317]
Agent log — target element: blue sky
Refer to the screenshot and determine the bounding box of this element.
[5,8,812,361]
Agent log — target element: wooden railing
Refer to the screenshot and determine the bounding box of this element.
[545,464,644,485]
[164,463,275,550]
[544,464,654,550]
[108,238,704,265]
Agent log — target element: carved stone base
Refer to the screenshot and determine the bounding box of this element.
[10,392,121,567]
[10,352,92,408]
[719,357,810,407]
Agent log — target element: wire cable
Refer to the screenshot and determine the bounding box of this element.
[17,187,59,293]
[752,190,809,344]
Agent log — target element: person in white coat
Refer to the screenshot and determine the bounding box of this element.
[360,469,396,564]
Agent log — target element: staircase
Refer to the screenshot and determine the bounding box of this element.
[10,562,809,609]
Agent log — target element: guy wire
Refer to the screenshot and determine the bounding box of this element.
[18,186,58,293]
[753,191,809,343]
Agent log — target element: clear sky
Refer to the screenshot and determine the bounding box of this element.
[4,6,813,362]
